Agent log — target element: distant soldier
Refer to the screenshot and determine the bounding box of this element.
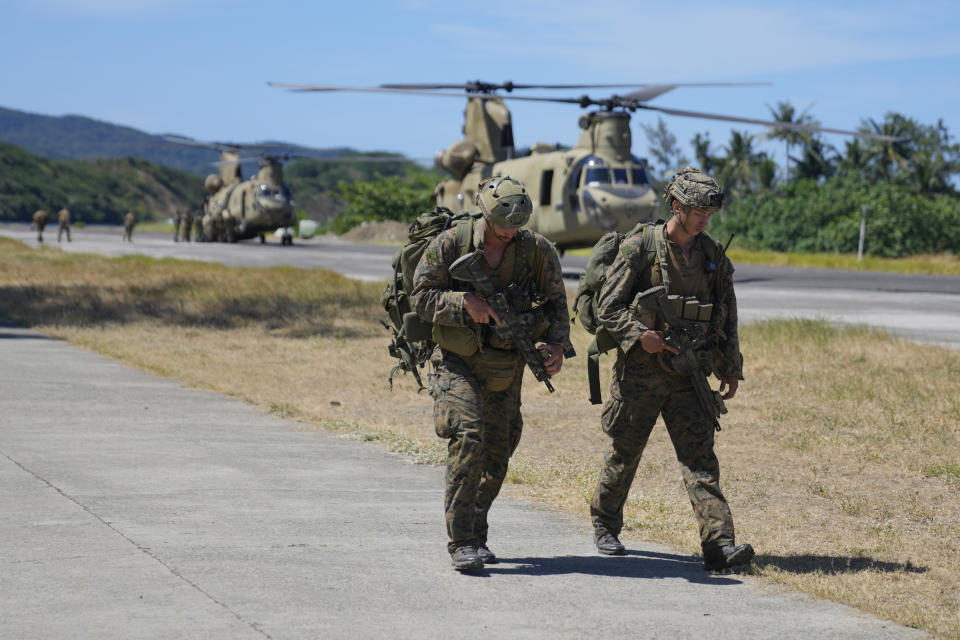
[123,211,136,242]
[181,208,194,242]
[57,207,71,242]
[173,210,183,242]
[193,213,205,242]
[31,208,49,243]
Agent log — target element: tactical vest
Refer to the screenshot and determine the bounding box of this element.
[433,225,542,392]
[578,221,728,404]
[382,208,539,392]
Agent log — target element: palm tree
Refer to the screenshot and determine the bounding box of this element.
[691,132,719,175]
[791,136,837,181]
[837,138,868,177]
[718,130,764,199]
[765,101,818,182]
[860,113,915,182]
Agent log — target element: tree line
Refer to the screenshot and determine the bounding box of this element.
[643,106,960,257]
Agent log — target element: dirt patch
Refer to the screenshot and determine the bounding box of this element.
[340,220,409,244]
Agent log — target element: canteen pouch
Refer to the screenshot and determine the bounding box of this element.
[433,323,479,358]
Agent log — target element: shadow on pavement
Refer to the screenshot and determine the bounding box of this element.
[757,553,927,575]
[0,323,53,339]
[482,549,743,585]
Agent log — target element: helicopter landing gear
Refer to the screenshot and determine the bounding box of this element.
[259,233,266,244]
[280,230,294,246]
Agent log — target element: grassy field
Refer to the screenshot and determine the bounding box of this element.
[1,237,958,638]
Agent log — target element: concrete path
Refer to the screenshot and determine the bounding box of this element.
[0,324,924,639]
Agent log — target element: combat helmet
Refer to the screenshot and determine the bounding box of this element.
[475,176,532,228]
[663,167,724,211]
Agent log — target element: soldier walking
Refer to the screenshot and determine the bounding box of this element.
[123,211,136,242]
[411,176,572,571]
[31,208,49,243]
[57,207,71,242]
[181,208,194,242]
[589,167,754,572]
[173,210,183,242]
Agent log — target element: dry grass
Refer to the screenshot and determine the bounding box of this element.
[726,249,960,276]
[567,245,960,277]
[1,236,958,638]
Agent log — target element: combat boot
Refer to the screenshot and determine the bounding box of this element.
[595,531,626,555]
[477,543,497,564]
[703,543,755,571]
[450,546,483,571]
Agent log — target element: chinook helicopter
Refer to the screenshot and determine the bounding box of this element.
[268,81,902,250]
[165,136,300,245]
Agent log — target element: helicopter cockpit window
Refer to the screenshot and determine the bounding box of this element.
[585,167,610,184]
[613,168,628,184]
[630,157,651,186]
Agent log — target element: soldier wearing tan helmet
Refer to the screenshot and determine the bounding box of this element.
[588,167,753,571]
[411,176,573,571]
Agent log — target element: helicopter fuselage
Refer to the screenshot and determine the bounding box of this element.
[434,107,658,249]
[202,160,297,242]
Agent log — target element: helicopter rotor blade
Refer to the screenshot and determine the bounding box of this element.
[268,82,902,141]
[620,85,679,103]
[634,103,905,142]
[378,81,771,94]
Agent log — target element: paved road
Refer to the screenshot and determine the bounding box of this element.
[3,224,959,349]
[0,324,924,639]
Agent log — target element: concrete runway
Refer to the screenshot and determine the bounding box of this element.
[0,323,925,639]
[3,224,959,349]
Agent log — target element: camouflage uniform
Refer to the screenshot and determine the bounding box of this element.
[412,221,572,555]
[181,209,194,242]
[173,210,183,242]
[123,212,135,242]
[31,209,48,243]
[57,208,71,242]
[590,220,745,556]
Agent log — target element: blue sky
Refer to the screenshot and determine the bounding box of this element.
[3,0,959,174]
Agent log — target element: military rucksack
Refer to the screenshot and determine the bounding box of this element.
[381,206,481,389]
[573,221,658,405]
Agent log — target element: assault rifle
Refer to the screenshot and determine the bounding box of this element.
[632,285,727,430]
[449,251,556,393]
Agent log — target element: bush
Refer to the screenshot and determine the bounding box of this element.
[711,174,960,257]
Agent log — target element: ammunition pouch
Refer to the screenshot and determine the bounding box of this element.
[634,294,714,323]
[433,323,480,358]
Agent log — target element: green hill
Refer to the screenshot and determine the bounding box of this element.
[0,105,436,224]
[0,105,355,175]
[0,142,202,224]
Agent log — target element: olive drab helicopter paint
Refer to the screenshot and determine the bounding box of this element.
[165,137,299,245]
[268,80,903,251]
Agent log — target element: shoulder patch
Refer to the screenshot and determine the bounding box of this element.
[620,244,634,256]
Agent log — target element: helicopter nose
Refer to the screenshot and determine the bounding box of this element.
[580,188,619,231]
[581,185,654,232]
